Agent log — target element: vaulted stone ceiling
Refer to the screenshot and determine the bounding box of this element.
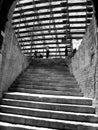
[0,0,96,58]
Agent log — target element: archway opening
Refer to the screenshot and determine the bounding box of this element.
[11,0,94,58]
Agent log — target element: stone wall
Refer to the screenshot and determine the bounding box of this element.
[0,21,29,99]
[71,15,98,98]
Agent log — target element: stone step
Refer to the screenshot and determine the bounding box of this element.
[20,74,73,79]
[0,105,98,123]
[10,85,81,93]
[0,113,98,130]
[3,93,93,106]
[8,88,83,97]
[16,76,76,82]
[13,83,78,89]
[21,71,71,75]
[24,67,68,71]
[25,68,69,72]
[0,122,57,130]
[17,77,76,83]
[26,65,69,69]
[29,62,67,66]
[21,70,74,78]
[1,99,95,114]
[1,58,96,130]
[25,71,69,76]
[15,79,77,85]
[17,76,76,82]
[25,69,70,73]
[12,83,78,89]
[29,63,67,67]
[15,77,77,83]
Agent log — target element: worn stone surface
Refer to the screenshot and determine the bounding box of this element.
[0,59,98,130]
[71,15,97,98]
[71,15,98,114]
[0,21,29,99]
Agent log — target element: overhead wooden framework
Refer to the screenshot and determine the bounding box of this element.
[12,0,94,58]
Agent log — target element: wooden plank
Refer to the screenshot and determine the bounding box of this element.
[23,53,72,58]
[14,4,60,14]
[16,26,86,35]
[17,0,64,8]
[18,36,82,42]
[14,4,92,15]
[12,16,65,25]
[20,42,71,47]
[16,1,89,9]
[63,20,91,24]
[13,19,90,30]
[13,19,90,28]
[61,2,92,7]
[19,39,72,44]
[62,8,88,13]
[22,52,72,58]
[23,51,72,55]
[22,49,71,53]
[12,11,92,20]
[13,10,63,19]
[14,26,86,34]
[64,26,87,29]
[17,31,85,39]
[63,14,93,19]
[21,45,72,50]
[13,15,91,25]
[17,34,83,40]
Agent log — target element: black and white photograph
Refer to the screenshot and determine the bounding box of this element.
[0,0,98,129]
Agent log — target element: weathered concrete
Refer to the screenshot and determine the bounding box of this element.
[93,56,98,115]
[71,15,97,98]
[71,15,98,114]
[0,21,29,99]
[0,0,30,99]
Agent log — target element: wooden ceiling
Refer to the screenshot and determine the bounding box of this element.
[12,0,94,57]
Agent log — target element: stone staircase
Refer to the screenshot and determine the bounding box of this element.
[0,59,98,130]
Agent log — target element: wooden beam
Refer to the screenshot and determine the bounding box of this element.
[19,40,72,45]
[20,42,71,47]
[61,1,92,7]
[13,6,93,19]
[22,49,71,53]
[12,16,64,25]
[14,26,86,34]
[13,17,91,29]
[63,20,91,24]
[13,13,93,22]
[16,31,85,38]
[23,53,72,58]
[17,34,84,42]
[18,29,85,34]
[17,34,83,40]
[17,0,65,8]
[13,21,90,30]
[14,4,60,14]
[62,8,93,13]
[12,14,91,25]
[16,1,91,10]
[14,4,93,15]
[13,10,62,20]
[21,45,72,50]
